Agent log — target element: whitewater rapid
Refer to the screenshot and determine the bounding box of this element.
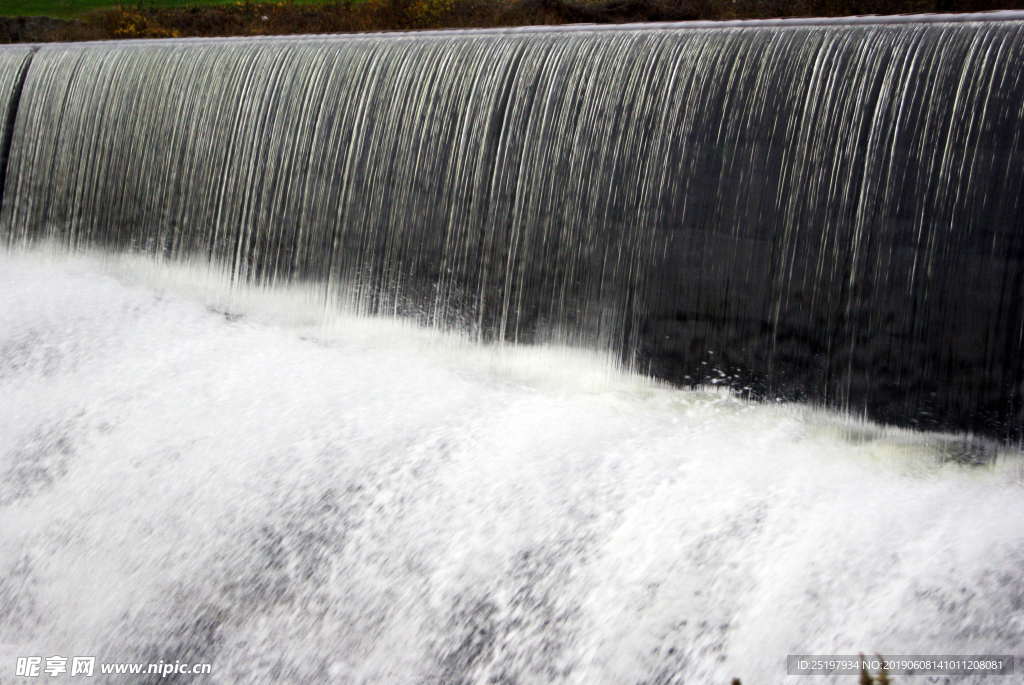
[1,249,1022,684]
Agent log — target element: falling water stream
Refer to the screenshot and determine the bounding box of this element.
[1,15,1023,684]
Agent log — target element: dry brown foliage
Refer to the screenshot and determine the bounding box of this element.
[3,0,1024,43]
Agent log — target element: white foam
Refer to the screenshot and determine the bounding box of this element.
[1,248,1021,684]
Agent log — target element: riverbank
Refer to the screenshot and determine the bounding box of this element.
[3,0,1024,43]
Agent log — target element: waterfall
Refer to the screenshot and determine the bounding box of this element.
[0,46,33,212]
[2,21,1022,439]
[2,23,1024,439]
